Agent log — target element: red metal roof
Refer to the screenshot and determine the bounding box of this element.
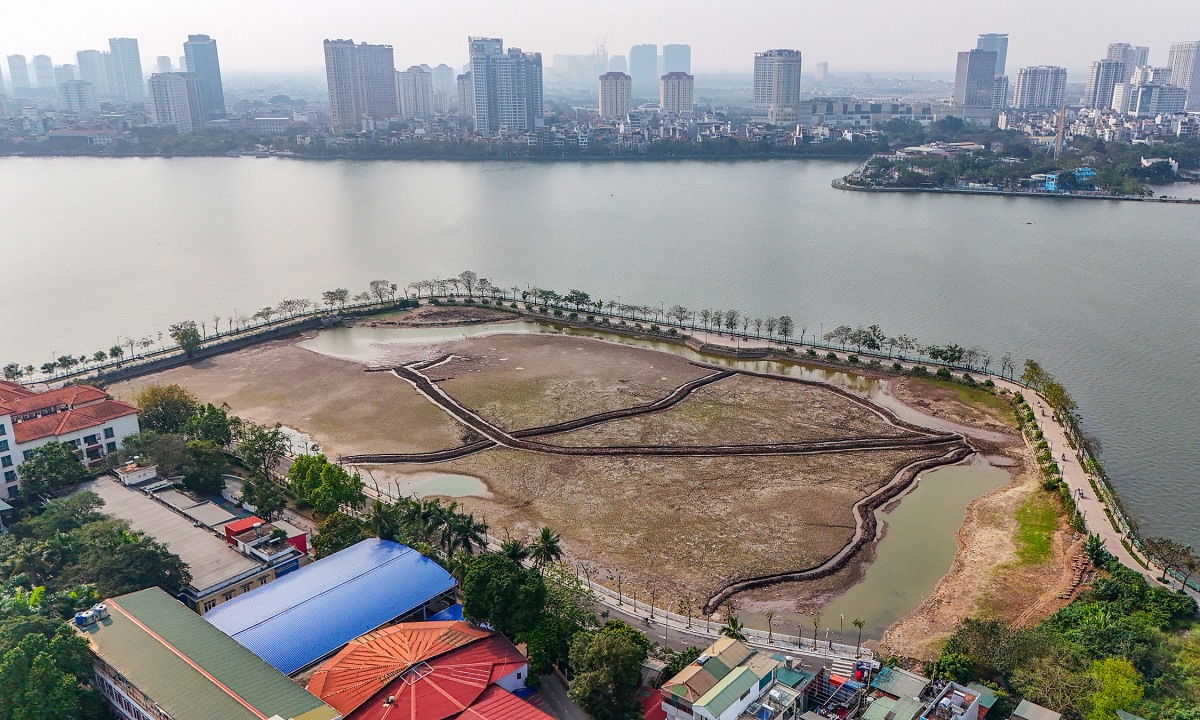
[0,385,108,415]
[306,621,530,720]
[457,685,554,720]
[11,399,139,444]
[224,516,266,537]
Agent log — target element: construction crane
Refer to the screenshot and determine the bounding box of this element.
[1053,104,1067,158]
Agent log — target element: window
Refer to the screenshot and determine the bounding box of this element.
[241,584,252,594]
[0,423,6,436]
[203,599,217,612]
[1,456,11,468]
[3,470,15,483]
[259,577,269,586]
[104,427,115,438]
[106,442,117,452]
[0,440,7,451]
[223,592,234,601]
[84,434,98,445]
[22,450,31,461]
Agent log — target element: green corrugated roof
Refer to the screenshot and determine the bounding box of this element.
[966,683,998,709]
[695,666,757,716]
[888,697,927,720]
[870,666,929,699]
[775,665,815,690]
[700,656,731,681]
[82,587,338,720]
[861,695,897,720]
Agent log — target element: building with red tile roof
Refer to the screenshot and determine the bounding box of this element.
[0,382,140,500]
[307,620,551,720]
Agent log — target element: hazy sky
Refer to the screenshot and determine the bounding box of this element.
[3,0,1198,77]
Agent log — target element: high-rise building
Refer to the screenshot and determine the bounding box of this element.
[6,55,30,94]
[179,55,186,71]
[431,64,455,96]
[1083,58,1124,108]
[183,35,226,120]
[1168,41,1200,109]
[1106,43,1150,83]
[323,39,398,132]
[59,80,99,112]
[753,49,803,123]
[397,66,433,118]
[629,44,658,97]
[1112,82,1188,117]
[976,34,1008,75]
[77,50,112,97]
[147,72,203,131]
[659,72,694,115]
[157,56,172,73]
[598,71,631,117]
[457,72,473,119]
[54,64,77,87]
[609,55,627,73]
[953,49,997,122]
[468,37,543,133]
[814,61,828,81]
[663,44,691,74]
[1131,66,1171,84]
[33,55,54,90]
[108,38,145,102]
[1011,66,1067,109]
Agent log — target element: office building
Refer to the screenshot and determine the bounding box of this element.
[322,39,398,132]
[599,71,632,117]
[147,72,204,132]
[396,65,433,118]
[609,54,627,73]
[183,34,226,119]
[6,55,30,94]
[108,38,144,102]
[976,34,1009,75]
[815,61,828,81]
[1012,66,1067,109]
[59,81,98,113]
[76,50,111,97]
[1084,58,1125,108]
[1107,43,1150,82]
[468,37,543,133]
[630,44,658,96]
[1168,41,1200,109]
[663,44,691,74]
[1112,82,1188,116]
[32,55,54,90]
[156,56,172,73]
[954,49,997,122]
[457,72,473,118]
[753,49,803,123]
[660,71,694,115]
[53,64,76,87]
[77,587,339,720]
[0,382,139,500]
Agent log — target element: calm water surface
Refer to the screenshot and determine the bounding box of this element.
[1,156,1197,545]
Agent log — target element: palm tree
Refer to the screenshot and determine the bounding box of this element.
[447,550,472,584]
[721,615,747,641]
[500,537,530,563]
[765,610,775,644]
[367,500,400,541]
[448,513,488,556]
[853,618,866,657]
[529,526,564,568]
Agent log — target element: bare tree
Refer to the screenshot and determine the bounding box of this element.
[368,280,391,303]
[765,317,777,338]
[1001,352,1015,379]
[753,318,763,336]
[458,271,479,296]
[212,314,222,336]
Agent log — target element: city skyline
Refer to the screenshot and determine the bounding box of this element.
[2,0,1198,76]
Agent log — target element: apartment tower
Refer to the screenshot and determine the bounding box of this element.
[629,44,658,97]
[6,55,30,94]
[598,71,632,118]
[1083,59,1124,108]
[753,49,803,123]
[322,39,398,132]
[147,72,203,131]
[814,61,828,81]
[1106,43,1150,82]
[457,72,474,119]
[108,38,145,102]
[659,72,694,115]
[397,66,433,119]
[32,55,54,91]
[76,50,111,97]
[663,44,691,74]
[468,37,543,133]
[1168,41,1200,109]
[1011,66,1067,109]
[183,35,226,119]
[59,80,99,113]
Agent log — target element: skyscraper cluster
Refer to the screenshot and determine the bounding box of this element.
[1080,40,1194,117]
[626,43,690,97]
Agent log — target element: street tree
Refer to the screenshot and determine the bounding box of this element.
[237,423,288,479]
[241,473,286,521]
[529,527,564,569]
[461,554,547,639]
[120,431,189,477]
[458,271,479,296]
[134,384,199,434]
[322,288,349,309]
[368,280,391,302]
[778,316,795,343]
[313,512,366,559]
[182,402,240,447]
[180,440,228,496]
[16,442,89,499]
[567,628,646,720]
[1143,537,1195,583]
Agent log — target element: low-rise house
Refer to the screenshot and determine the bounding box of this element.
[870,666,931,701]
[0,380,139,499]
[920,682,983,720]
[1012,699,1063,720]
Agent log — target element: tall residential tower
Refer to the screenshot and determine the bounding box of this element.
[468,37,543,133]
[629,44,658,97]
[1168,41,1200,109]
[753,49,803,123]
[108,38,144,103]
[183,35,226,119]
[322,39,398,132]
[598,71,632,117]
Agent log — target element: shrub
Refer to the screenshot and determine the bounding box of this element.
[825,352,838,361]
[847,354,859,363]
[510,302,517,308]
[983,379,995,387]
[539,307,549,314]
[1042,477,1062,491]
[481,298,490,305]
[911,366,928,375]
[553,309,563,317]
[668,328,677,335]
[1037,440,1049,450]
[936,367,952,379]
[1034,429,1044,440]
[650,324,661,333]
[634,323,643,329]
[464,298,475,304]
[602,317,610,324]
[868,359,882,368]
[586,315,595,322]
[431,298,442,305]
[891,362,902,371]
[569,312,578,320]
[785,347,795,353]
[962,373,975,384]
[1014,393,1025,404]
[805,348,817,357]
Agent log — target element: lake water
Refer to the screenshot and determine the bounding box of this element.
[1,156,1197,546]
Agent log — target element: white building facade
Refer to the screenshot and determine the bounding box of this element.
[0,381,140,500]
[469,37,544,133]
[753,49,803,123]
[1168,41,1200,109]
[147,72,204,132]
[397,65,433,119]
[660,72,694,115]
[598,71,632,118]
[1012,66,1067,109]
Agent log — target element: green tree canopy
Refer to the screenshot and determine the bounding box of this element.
[120,431,189,478]
[180,440,227,496]
[182,402,240,447]
[286,454,366,514]
[168,320,204,358]
[15,442,88,499]
[134,384,199,433]
[567,629,646,720]
[312,512,366,559]
[461,554,546,639]
[240,474,286,522]
[237,423,288,478]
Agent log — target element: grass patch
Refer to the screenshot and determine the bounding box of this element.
[914,376,1014,417]
[1014,493,1059,565]
[1122,539,1150,569]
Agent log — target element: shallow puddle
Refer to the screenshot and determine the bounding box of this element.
[362,471,489,500]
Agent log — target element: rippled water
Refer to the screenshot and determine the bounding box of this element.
[1,156,1196,544]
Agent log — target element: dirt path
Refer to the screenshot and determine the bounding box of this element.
[1011,535,1089,629]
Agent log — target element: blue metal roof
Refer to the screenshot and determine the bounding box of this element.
[427,603,463,622]
[203,539,456,674]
